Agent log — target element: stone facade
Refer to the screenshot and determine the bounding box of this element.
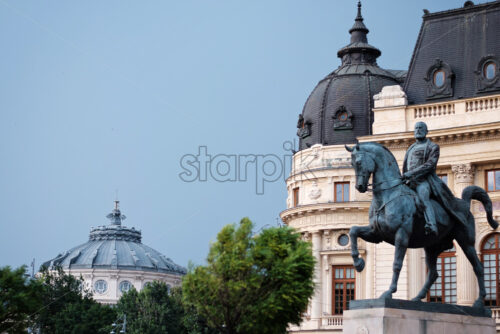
[68,268,182,304]
[280,91,500,332]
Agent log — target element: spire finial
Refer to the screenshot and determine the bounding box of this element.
[107,200,126,226]
[338,0,381,64]
[348,0,369,38]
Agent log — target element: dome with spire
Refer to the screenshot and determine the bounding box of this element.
[296,2,406,150]
[42,201,186,276]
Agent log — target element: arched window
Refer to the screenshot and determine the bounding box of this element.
[428,247,456,303]
[482,234,500,306]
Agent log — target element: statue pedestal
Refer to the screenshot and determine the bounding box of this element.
[342,299,495,334]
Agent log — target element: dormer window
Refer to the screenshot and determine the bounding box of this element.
[476,56,499,92]
[297,114,311,139]
[332,106,353,130]
[425,59,454,99]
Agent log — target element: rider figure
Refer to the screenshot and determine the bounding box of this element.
[402,122,439,236]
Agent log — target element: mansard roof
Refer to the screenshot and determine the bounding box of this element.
[404,1,500,105]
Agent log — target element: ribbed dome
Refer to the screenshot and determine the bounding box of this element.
[296,1,405,151]
[42,202,186,275]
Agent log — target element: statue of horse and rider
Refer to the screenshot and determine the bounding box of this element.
[346,121,498,311]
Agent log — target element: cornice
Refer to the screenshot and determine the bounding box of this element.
[358,121,500,149]
[423,1,500,21]
[320,249,365,256]
[280,201,370,223]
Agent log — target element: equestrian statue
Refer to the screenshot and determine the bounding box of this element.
[345,121,498,311]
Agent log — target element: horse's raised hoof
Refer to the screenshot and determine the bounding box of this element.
[380,290,393,300]
[353,257,365,272]
[411,296,423,302]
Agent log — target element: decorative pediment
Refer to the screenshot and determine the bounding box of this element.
[332,106,353,130]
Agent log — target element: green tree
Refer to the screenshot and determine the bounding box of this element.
[116,282,216,334]
[33,267,116,334]
[182,218,315,334]
[53,298,116,334]
[171,287,218,334]
[0,266,41,334]
[116,281,182,334]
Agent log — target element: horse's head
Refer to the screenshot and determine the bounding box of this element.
[345,143,375,193]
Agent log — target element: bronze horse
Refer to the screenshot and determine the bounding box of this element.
[346,142,498,309]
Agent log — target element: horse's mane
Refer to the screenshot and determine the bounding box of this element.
[358,142,399,170]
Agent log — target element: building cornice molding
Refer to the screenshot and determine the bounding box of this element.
[359,121,500,149]
[280,201,370,223]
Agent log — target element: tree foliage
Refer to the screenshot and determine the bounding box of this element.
[182,218,315,334]
[33,266,116,334]
[1,266,116,334]
[0,266,41,334]
[53,298,116,334]
[116,281,215,334]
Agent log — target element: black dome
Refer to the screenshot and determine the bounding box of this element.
[296,2,405,150]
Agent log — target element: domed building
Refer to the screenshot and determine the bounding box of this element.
[297,1,405,150]
[42,201,186,304]
[282,1,500,332]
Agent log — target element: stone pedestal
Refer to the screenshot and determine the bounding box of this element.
[343,299,495,334]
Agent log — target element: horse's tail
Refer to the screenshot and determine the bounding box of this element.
[462,185,499,229]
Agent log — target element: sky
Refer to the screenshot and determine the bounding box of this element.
[0,0,478,269]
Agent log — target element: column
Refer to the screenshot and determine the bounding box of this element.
[452,163,477,306]
[322,230,331,315]
[365,242,375,299]
[311,231,322,324]
[407,248,425,299]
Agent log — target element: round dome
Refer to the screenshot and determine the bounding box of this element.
[296,2,405,150]
[42,202,186,276]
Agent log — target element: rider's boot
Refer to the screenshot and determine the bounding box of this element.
[423,203,438,236]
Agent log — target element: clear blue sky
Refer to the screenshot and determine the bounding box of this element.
[0,0,472,269]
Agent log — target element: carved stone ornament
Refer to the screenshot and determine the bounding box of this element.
[300,144,323,170]
[356,326,369,334]
[475,55,500,92]
[452,163,475,183]
[308,181,322,200]
[296,114,311,139]
[373,85,408,108]
[323,255,329,272]
[424,58,454,99]
[332,106,353,130]
[323,229,332,250]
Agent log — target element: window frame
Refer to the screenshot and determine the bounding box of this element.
[486,169,500,192]
[484,61,497,81]
[334,182,350,203]
[433,69,446,88]
[293,187,299,207]
[482,233,500,307]
[437,174,448,185]
[427,248,456,304]
[332,265,356,315]
[119,280,133,293]
[94,279,108,294]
